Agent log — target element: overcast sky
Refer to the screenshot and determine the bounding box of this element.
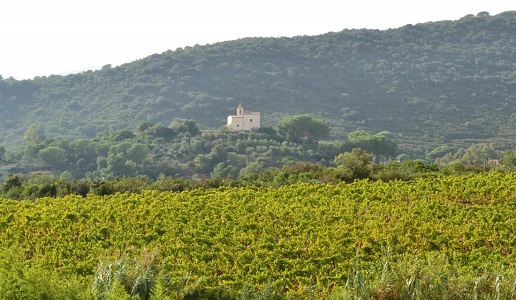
[1,0,514,80]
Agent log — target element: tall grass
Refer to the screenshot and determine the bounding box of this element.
[87,250,515,299]
[91,248,159,300]
[0,245,513,299]
[330,253,515,300]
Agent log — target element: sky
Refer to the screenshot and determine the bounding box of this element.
[1,0,514,80]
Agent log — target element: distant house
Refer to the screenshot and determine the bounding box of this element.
[226,103,260,131]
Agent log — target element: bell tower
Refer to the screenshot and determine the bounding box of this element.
[237,102,244,115]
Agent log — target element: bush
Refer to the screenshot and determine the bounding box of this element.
[334,148,373,181]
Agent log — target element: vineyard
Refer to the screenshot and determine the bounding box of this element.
[0,173,515,299]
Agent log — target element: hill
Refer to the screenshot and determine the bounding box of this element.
[1,11,515,152]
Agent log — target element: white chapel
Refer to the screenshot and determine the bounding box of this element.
[226,103,261,131]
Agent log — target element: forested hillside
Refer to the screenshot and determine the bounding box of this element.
[1,11,515,151]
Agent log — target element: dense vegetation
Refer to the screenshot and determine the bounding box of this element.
[0,173,515,299]
[1,11,515,153]
[2,118,516,195]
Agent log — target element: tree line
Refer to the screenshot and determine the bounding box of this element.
[2,113,516,200]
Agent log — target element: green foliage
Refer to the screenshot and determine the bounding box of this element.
[0,145,5,162]
[38,146,67,172]
[459,143,497,165]
[2,174,22,192]
[169,118,200,136]
[126,144,149,165]
[374,160,439,181]
[426,145,457,162]
[112,130,136,142]
[501,151,516,168]
[334,148,373,180]
[348,130,398,162]
[23,124,45,145]
[92,250,157,300]
[0,173,515,298]
[239,162,264,179]
[0,247,88,299]
[435,143,499,167]
[278,115,330,143]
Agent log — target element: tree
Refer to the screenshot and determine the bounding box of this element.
[169,118,200,135]
[126,144,149,165]
[426,145,457,162]
[106,153,137,178]
[501,151,516,168]
[334,148,373,180]
[374,135,398,162]
[23,124,45,145]
[348,130,398,163]
[277,115,330,143]
[111,130,135,141]
[0,145,5,162]
[147,124,176,141]
[212,162,238,179]
[459,143,497,165]
[2,174,23,192]
[38,147,68,173]
[348,130,376,151]
[22,125,47,164]
[239,162,264,179]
